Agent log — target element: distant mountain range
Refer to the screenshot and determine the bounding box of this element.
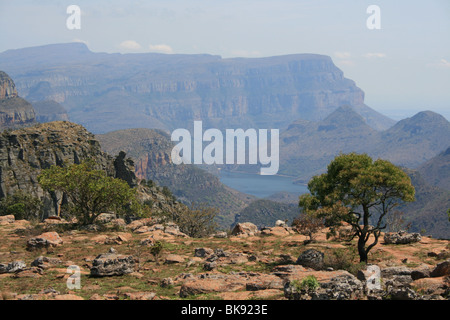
[1,43,448,237]
[0,42,395,133]
[278,106,450,182]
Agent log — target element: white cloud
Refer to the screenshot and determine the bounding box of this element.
[148,44,173,54]
[334,52,351,59]
[119,40,142,51]
[438,59,450,68]
[426,58,450,69]
[363,53,387,59]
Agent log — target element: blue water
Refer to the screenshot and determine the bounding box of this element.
[219,170,308,198]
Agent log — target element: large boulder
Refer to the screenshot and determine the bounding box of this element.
[381,266,413,286]
[383,231,421,244]
[315,273,364,300]
[90,248,135,277]
[284,272,364,300]
[430,259,450,277]
[0,260,26,274]
[0,215,15,225]
[296,249,324,270]
[231,222,259,237]
[26,232,63,250]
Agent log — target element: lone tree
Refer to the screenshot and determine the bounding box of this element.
[299,153,415,263]
[38,161,140,225]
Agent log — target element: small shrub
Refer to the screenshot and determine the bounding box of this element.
[301,275,320,291]
[292,213,324,243]
[292,275,320,292]
[0,190,43,222]
[174,202,218,238]
[324,247,364,275]
[150,241,164,265]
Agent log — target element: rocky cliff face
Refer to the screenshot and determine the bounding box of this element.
[0,43,395,133]
[0,71,18,99]
[0,121,136,218]
[0,71,36,129]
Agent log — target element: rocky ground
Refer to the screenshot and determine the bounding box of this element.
[0,215,448,300]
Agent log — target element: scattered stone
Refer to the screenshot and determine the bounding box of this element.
[104,233,132,245]
[245,274,284,291]
[194,247,214,258]
[317,273,364,300]
[179,273,272,298]
[90,249,135,277]
[430,259,450,277]
[230,222,259,237]
[381,266,413,286]
[260,226,292,237]
[284,272,364,300]
[0,260,26,274]
[123,292,156,300]
[164,254,185,264]
[296,249,324,270]
[203,261,217,271]
[0,215,15,225]
[160,277,174,288]
[12,267,43,279]
[31,256,62,269]
[106,219,127,229]
[278,254,295,264]
[386,286,418,300]
[128,218,153,231]
[384,231,421,244]
[26,232,63,251]
[411,266,432,280]
[140,236,155,246]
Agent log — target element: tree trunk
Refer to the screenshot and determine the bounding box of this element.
[358,234,368,263]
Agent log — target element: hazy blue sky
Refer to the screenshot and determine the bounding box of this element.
[1,0,449,120]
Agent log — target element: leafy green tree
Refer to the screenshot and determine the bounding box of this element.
[299,153,415,263]
[0,190,43,221]
[38,161,139,225]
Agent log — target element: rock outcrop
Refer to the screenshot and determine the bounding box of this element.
[0,121,136,218]
[90,248,135,277]
[26,232,63,251]
[0,71,36,129]
[384,231,422,244]
[296,249,325,270]
[0,71,18,99]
